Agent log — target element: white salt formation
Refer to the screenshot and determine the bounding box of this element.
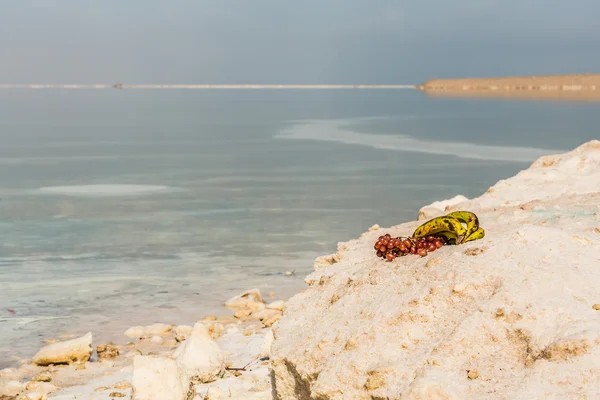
[271,140,600,399]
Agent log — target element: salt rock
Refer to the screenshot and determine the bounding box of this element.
[143,323,172,336]
[266,300,285,311]
[208,322,225,339]
[252,309,282,327]
[124,326,145,339]
[30,371,52,383]
[32,332,92,366]
[0,379,26,396]
[25,381,57,395]
[97,343,120,360]
[225,288,265,310]
[19,392,44,400]
[270,141,600,399]
[150,336,164,345]
[174,322,224,385]
[261,329,274,358]
[174,324,193,338]
[132,355,185,400]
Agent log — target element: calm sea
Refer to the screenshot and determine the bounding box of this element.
[1,89,598,366]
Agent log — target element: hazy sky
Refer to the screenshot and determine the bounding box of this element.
[1,1,598,84]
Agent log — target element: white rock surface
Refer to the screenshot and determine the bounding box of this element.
[271,141,600,399]
[21,392,44,400]
[261,329,274,358]
[266,300,285,311]
[132,356,185,400]
[143,323,172,336]
[174,324,193,338]
[32,332,92,366]
[0,379,26,396]
[175,322,225,386]
[124,326,145,339]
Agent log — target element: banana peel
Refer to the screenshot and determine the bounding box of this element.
[413,210,485,245]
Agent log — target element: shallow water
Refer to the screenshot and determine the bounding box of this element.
[0,90,598,366]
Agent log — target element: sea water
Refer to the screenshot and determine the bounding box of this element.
[1,89,598,366]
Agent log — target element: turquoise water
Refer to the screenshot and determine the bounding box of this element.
[1,90,598,366]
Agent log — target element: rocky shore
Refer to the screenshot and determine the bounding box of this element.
[2,140,600,399]
[0,290,283,400]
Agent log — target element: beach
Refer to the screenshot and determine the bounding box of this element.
[1,139,599,399]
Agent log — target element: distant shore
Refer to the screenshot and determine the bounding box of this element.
[418,73,600,101]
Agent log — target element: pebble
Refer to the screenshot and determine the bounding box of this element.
[593,304,600,310]
[467,369,479,380]
[30,371,52,382]
[97,344,120,360]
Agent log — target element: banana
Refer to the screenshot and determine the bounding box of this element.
[463,227,485,243]
[412,216,467,243]
[444,211,479,239]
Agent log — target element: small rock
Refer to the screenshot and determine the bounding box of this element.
[124,326,145,339]
[467,369,479,380]
[174,325,193,339]
[25,381,57,395]
[75,364,86,371]
[143,323,172,336]
[175,335,186,343]
[204,315,217,321]
[30,371,52,383]
[266,300,285,311]
[593,304,600,310]
[261,329,274,358]
[32,332,92,366]
[132,355,185,399]
[234,309,252,319]
[174,322,224,385]
[225,289,265,310]
[252,309,283,327]
[0,380,26,396]
[150,336,164,345]
[109,392,126,398]
[19,392,43,400]
[207,323,225,339]
[97,344,120,360]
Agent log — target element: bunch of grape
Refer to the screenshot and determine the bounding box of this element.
[374,233,447,261]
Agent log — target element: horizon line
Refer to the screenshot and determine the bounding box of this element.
[0,84,417,89]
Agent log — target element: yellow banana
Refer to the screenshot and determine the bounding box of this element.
[463,227,485,243]
[412,216,467,243]
[444,211,479,239]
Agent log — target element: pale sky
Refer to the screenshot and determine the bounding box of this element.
[0,0,598,84]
